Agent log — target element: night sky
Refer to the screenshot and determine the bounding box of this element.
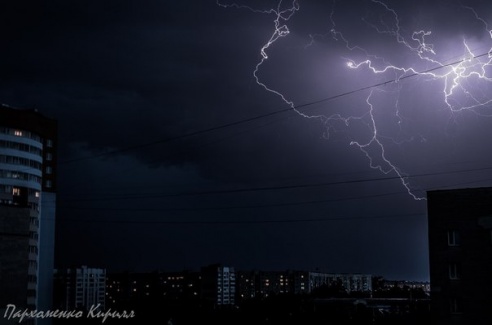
[2,0,492,281]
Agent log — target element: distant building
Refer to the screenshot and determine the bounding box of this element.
[236,270,372,300]
[322,273,372,293]
[201,264,236,307]
[427,187,492,325]
[0,104,57,323]
[105,270,200,307]
[159,271,200,302]
[54,266,106,311]
[237,271,257,299]
[257,271,294,296]
[382,280,430,293]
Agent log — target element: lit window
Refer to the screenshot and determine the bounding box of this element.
[35,192,40,198]
[448,230,460,246]
[12,187,21,196]
[14,130,23,136]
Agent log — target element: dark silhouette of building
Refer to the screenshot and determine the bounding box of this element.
[53,266,106,311]
[106,270,201,308]
[0,104,58,323]
[427,187,492,325]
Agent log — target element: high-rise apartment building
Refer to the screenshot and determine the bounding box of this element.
[0,104,57,317]
[54,266,106,311]
[427,187,492,325]
[201,264,236,307]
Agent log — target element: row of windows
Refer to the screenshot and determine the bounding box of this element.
[0,198,38,208]
[447,229,492,246]
[0,140,42,156]
[0,155,42,170]
[0,169,41,184]
[1,185,37,195]
[0,128,42,142]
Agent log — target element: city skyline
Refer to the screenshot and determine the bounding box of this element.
[3,0,492,282]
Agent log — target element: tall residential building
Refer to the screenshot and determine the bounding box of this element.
[54,266,106,311]
[0,104,57,317]
[427,187,492,325]
[201,264,236,307]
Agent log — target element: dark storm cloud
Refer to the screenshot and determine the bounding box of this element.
[0,0,294,171]
[0,5,320,211]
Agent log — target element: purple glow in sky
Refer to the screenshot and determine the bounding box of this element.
[219,0,492,200]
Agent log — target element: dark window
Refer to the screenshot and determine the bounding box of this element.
[449,263,461,280]
[448,230,460,246]
[450,297,462,314]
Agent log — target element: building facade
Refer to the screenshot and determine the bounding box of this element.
[0,104,57,318]
[427,187,492,325]
[236,270,372,300]
[54,266,106,311]
[106,270,201,308]
[201,264,236,307]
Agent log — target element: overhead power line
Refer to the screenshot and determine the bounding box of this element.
[54,164,492,203]
[53,190,406,212]
[59,51,490,165]
[54,211,423,225]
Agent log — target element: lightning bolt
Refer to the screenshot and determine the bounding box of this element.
[218,0,492,200]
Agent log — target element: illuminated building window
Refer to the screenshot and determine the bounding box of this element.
[14,130,23,136]
[12,187,21,196]
[35,191,40,198]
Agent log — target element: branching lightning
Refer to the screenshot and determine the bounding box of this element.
[218,0,492,200]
